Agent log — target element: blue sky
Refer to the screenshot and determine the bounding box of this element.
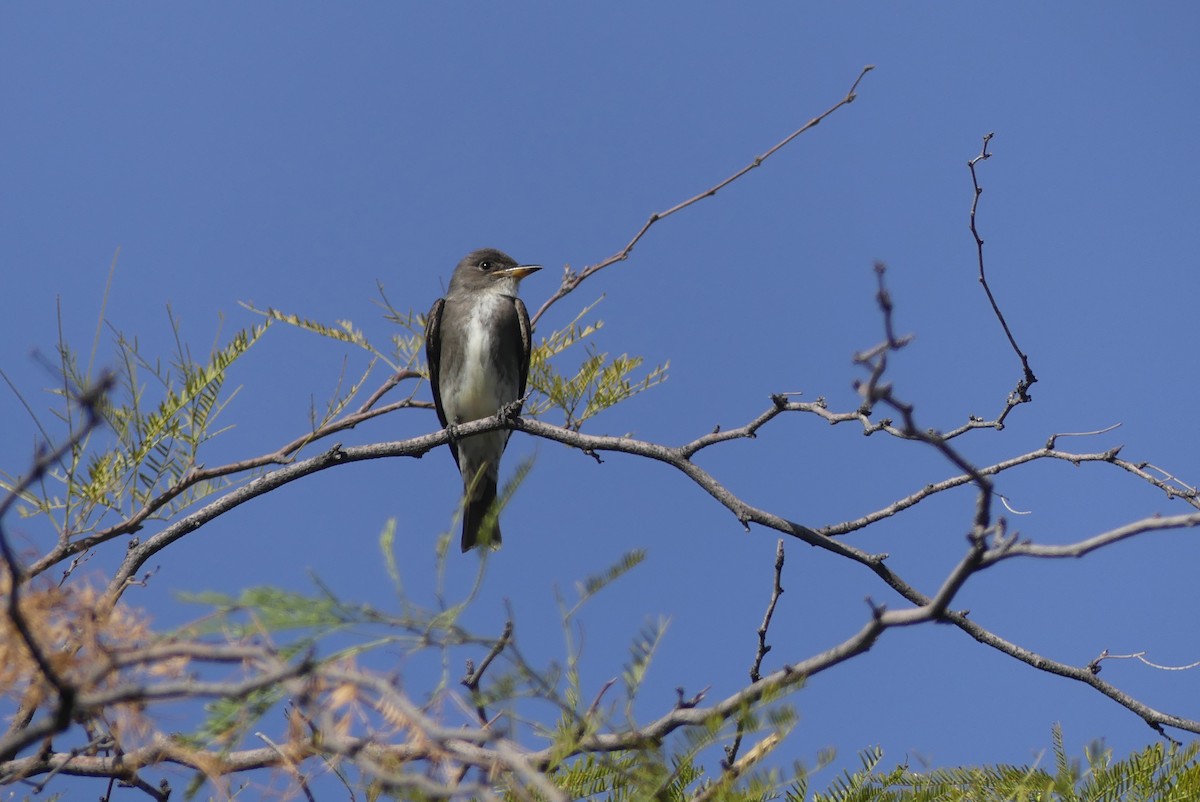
[2,2,1198,792]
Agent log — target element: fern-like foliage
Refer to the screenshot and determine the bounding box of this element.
[527,299,668,430]
[805,724,1200,802]
[242,301,414,372]
[621,616,668,708]
[576,549,648,612]
[1,312,269,539]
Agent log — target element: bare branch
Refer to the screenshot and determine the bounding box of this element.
[462,618,514,725]
[968,133,1037,423]
[984,511,1200,562]
[752,540,786,684]
[529,65,875,327]
[725,539,786,766]
[1089,650,1200,674]
[256,731,316,802]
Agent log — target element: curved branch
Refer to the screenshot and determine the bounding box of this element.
[529,65,875,327]
[968,133,1037,418]
[30,370,429,581]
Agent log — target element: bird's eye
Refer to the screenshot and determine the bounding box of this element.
[479,260,493,271]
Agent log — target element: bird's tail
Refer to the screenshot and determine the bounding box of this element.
[461,466,501,552]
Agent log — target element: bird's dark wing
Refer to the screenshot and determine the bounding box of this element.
[515,297,533,402]
[425,297,460,467]
[424,298,449,428]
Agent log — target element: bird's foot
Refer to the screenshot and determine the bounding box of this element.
[499,397,525,422]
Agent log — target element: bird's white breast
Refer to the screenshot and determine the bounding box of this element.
[444,293,511,424]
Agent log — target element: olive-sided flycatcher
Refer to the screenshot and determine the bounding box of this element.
[425,248,540,551]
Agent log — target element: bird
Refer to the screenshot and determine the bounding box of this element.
[425,248,541,551]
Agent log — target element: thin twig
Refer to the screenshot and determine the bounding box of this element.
[968,133,1037,424]
[725,539,785,766]
[529,65,875,327]
[256,732,316,802]
[462,619,514,725]
[1088,650,1200,674]
[752,540,786,683]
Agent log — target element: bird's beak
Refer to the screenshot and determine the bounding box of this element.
[496,265,542,280]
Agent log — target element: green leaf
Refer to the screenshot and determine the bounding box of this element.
[622,615,669,702]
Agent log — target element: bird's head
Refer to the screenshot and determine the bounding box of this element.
[450,248,541,295]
